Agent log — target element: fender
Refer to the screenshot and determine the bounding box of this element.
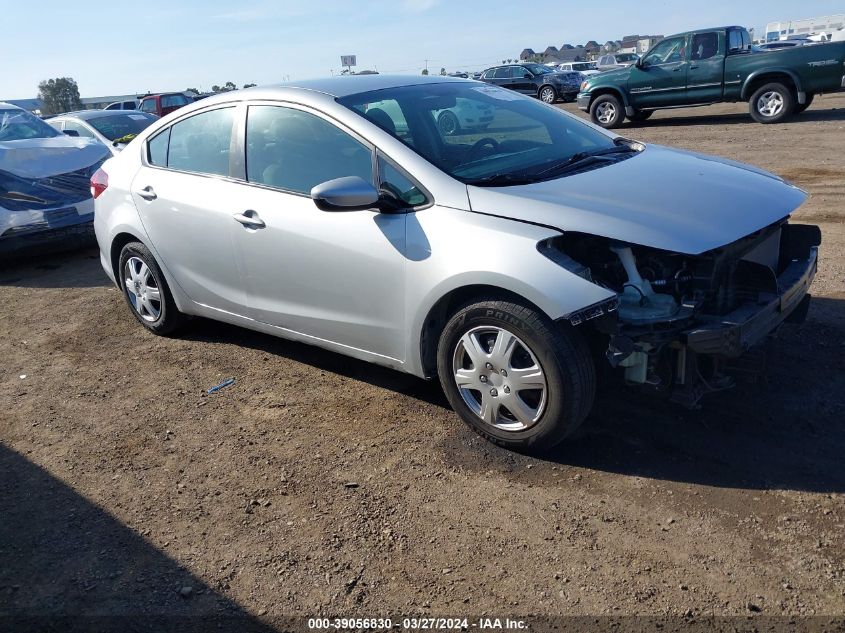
[586,85,635,117]
[741,68,806,103]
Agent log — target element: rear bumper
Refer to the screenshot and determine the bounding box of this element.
[682,243,819,357]
[577,93,591,111]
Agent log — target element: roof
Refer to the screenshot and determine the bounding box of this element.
[268,74,469,98]
[50,110,157,120]
[668,25,742,37]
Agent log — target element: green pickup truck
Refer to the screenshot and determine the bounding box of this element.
[577,26,845,128]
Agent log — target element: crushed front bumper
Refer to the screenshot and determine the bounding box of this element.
[682,236,819,357]
[0,199,95,257]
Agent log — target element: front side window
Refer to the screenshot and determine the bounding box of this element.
[245,105,373,195]
[493,67,510,79]
[522,63,552,75]
[339,82,617,185]
[510,66,529,78]
[163,107,234,176]
[691,32,719,60]
[642,37,686,66]
[140,99,157,113]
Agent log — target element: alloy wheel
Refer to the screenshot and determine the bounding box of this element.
[596,102,617,124]
[757,91,784,118]
[123,256,161,322]
[540,87,556,103]
[452,326,548,431]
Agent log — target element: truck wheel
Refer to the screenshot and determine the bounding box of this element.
[628,110,653,122]
[749,82,795,123]
[794,93,814,114]
[436,299,596,452]
[590,94,624,129]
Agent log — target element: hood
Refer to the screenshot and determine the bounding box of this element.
[0,136,109,179]
[467,144,807,255]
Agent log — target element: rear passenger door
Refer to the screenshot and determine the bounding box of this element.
[686,31,725,103]
[228,103,410,361]
[131,105,247,314]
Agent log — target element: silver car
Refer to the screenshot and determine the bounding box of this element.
[91,76,819,451]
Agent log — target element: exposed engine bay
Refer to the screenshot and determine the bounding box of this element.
[543,219,822,406]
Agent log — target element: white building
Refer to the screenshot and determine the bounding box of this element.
[764,14,845,41]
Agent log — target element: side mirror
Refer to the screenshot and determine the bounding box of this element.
[311,176,380,212]
[63,129,79,137]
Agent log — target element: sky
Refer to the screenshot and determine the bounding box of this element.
[2,0,843,99]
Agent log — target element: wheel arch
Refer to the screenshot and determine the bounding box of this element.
[417,284,553,379]
[586,86,630,111]
[741,69,802,101]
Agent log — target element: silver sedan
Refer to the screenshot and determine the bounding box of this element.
[91,75,818,451]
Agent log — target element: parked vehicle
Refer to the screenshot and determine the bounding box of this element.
[578,26,845,128]
[0,103,109,256]
[479,63,581,102]
[595,53,640,71]
[557,61,600,77]
[754,41,803,51]
[138,93,192,117]
[91,76,819,451]
[105,99,140,111]
[48,110,159,155]
[433,98,494,135]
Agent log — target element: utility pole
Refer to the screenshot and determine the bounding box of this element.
[424,59,429,72]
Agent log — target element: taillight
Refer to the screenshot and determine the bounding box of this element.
[90,168,108,199]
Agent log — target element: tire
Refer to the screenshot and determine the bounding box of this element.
[436,299,596,452]
[118,241,185,335]
[628,110,653,122]
[437,111,460,136]
[589,93,624,129]
[794,93,814,114]
[538,85,557,104]
[749,82,795,123]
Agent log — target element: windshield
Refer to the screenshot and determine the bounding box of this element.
[523,63,554,75]
[338,82,620,184]
[87,113,158,141]
[0,108,61,142]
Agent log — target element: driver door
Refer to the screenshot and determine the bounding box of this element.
[627,35,689,108]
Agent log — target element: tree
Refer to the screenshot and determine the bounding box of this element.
[185,87,199,95]
[421,68,429,75]
[37,77,82,115]
[243,83,257,89]
[224,81,236,91]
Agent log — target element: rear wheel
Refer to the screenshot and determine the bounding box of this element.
[538,85,557,104]
[590,93,624,129]
[749,82,795,123]
[118,241,185,335]
[794,93,814,114]
[436,300,595,452]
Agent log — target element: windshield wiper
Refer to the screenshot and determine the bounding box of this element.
[532,143,639,179]
[464,172,539,187]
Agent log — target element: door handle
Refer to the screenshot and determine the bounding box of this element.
[232,210,265,228]
[136,186,157,201]
[690,65,700,69]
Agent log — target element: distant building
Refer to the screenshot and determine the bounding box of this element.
[519,48,536,60]
[764,14,845,41]
[521,33,661,65]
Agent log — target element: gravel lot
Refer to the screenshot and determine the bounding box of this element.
[1,95,844,625]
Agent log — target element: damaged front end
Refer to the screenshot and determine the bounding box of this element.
[543,220,821,406]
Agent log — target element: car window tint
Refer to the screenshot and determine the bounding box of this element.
[357,100,412,144]
[64,121,94,138]
[493,67,510,79]
[148,128,169,166]
[166,107,234,176]
[161,94,189,108]
[691,32,719,60]
[245,105,373,195]
[510,66,527,78]
[378,155,427,207]
[140,100,156,113]
[482,69,495,79]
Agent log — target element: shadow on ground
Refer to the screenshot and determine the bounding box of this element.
[631,106,845,128]
[0,444,276,632]
[0,247,110,289]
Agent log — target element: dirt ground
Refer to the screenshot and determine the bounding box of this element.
[1,95,844,626]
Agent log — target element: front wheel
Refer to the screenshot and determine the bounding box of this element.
[589,93,624,128]
[538,85,557,104]
[436,300,595,451]
[749,82,795,123]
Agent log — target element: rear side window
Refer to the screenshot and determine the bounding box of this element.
[493,67,510,79]
[149,107,234,177]
[245,105,373,195]
[691,32,719,60]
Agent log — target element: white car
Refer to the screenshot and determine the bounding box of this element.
[105,99,140,111]
[596,53,640,71]
[556,61,600,77]
[48,110,159,156]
